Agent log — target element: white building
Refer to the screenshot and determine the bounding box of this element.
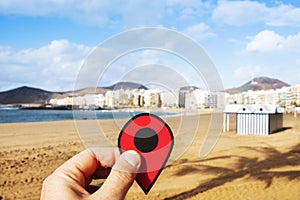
[161,89,179,108]
[105,89,144,107]
[49,96,73,106]
[73,96,86,106]
[83,94,105,107]
[184,89,210,109]
[291,84,300,106]
[132,89,144,107]
[143,89,161,107]
[225,86,298,110]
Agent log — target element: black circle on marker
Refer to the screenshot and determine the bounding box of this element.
[134,128,158,153]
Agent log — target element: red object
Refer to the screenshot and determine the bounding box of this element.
[118,113,174,194]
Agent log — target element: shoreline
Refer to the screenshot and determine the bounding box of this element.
[0,107,213,124]
[1,104,213,112]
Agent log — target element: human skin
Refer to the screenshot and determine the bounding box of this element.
[40,148,141,200]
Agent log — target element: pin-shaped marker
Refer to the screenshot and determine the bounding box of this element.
[118,113,174,194]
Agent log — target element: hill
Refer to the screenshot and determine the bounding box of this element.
[0,86,55,104]
[180,86,199,91]
[102,81,148,90]
[225,77,290,94]
[0,82,148,105]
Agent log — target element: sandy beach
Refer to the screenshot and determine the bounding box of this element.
[1,113,300,199]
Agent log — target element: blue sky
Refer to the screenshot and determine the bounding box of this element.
[0,0,300,92]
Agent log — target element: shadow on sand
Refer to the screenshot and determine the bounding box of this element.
[165,141,300,200]
[270,127,292,134]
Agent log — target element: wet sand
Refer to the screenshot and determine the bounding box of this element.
[1,114,300,199]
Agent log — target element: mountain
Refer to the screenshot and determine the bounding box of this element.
[0,86,55,104]
[0,82,148,105]
[102,82,148,90]
[226,77,290,94]
[180,86,199,91]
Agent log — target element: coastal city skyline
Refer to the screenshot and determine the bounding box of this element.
[47,80,300,109]
[1,76,297,111]
[1,0,300,92]
[0,75,296,91]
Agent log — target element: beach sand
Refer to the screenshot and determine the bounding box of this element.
[1,114,300,199]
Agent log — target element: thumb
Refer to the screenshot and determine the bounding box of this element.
[91,150,141,200]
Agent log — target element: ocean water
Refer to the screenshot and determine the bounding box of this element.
[0,107,177,123]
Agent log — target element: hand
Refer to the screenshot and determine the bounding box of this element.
[40,148,141,200]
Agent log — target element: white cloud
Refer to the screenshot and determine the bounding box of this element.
[0,0,126,27]
[183,23,216,41]
[233,65,265,81]
[266,4,300,26]
[246,30,300,53]
[246,30,284,53]
[213,0,267,26]
[0,40,92,91]
[213,0,300,27]
[0,0,208,28]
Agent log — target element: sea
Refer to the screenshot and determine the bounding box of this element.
[0,106,177,123]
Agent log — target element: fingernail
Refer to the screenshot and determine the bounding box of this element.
[123,150,140,167]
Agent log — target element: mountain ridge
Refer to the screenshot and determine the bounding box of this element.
[0,86,55,104]
[225,77,290,94]
[0,77,291,104]
[0,82,148,105]
[102,81,148,90]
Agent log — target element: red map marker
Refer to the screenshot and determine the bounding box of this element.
[118,113,174,194]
